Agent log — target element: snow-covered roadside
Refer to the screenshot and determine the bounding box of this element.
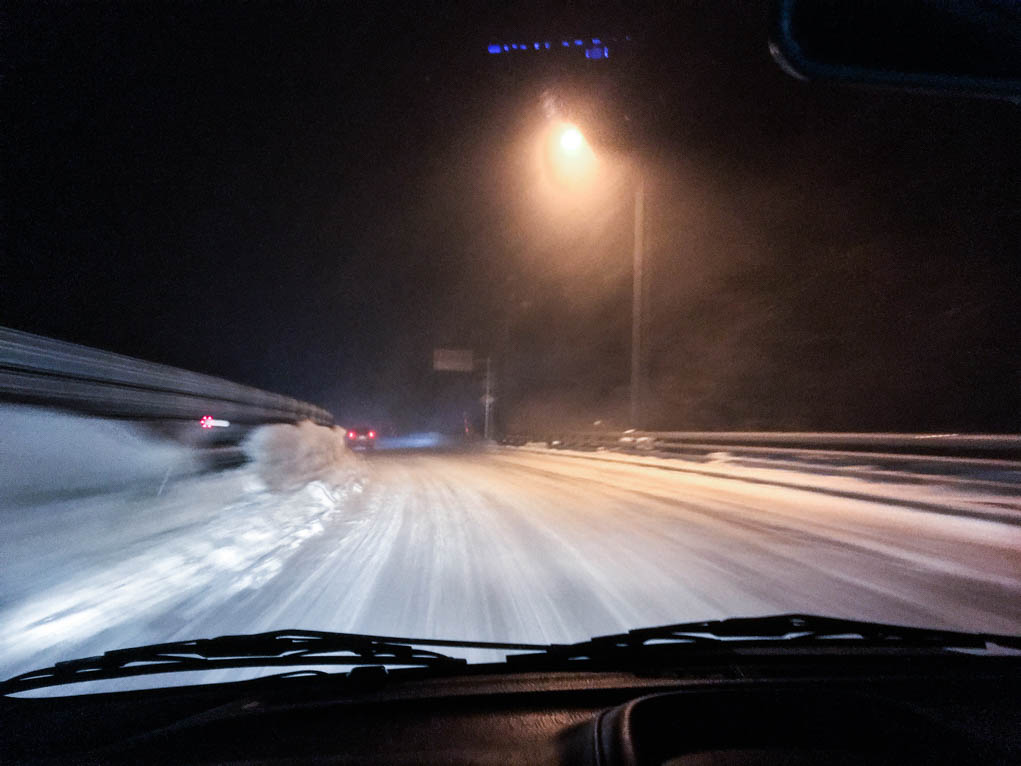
[1,415,363,678]
[0,405,199,504]
[505,444,1021,523]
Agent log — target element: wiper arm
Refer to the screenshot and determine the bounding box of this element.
[1,629,548,695]
[509,614,1021,665]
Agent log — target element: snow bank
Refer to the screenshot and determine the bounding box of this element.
[0,405,197,503]
[242,421,354,490]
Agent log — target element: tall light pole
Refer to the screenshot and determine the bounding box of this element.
[630,177,645,430]
[547,122,646,429]
[483,355,494,440]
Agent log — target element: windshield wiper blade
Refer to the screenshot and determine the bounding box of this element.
[624,613,1021,646]
[509,614,1021,665]
[1,629,547,695]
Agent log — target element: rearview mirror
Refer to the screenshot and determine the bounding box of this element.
[770,0,1021,98]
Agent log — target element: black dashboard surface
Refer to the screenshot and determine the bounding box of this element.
[4,655,1021,764]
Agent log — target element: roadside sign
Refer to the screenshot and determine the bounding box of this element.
[433,348,474,372]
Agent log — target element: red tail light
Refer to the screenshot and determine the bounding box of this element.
[347,431,356,439]
[368,431,376,439]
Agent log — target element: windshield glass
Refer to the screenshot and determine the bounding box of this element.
[2,1,1019,692]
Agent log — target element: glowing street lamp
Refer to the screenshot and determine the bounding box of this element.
[544,121,596,189]
[559,124,584,154]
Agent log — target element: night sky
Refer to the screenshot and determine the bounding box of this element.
[4,2,1019,432]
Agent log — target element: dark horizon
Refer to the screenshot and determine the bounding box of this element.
[4,1,1019,433]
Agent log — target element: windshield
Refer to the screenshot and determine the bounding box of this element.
[2,1,1019,692]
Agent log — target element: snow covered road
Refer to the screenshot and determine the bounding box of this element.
[3,427,1021,683]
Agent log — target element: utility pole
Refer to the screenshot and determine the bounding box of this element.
[630,177,646,430]
[483,356,494,441]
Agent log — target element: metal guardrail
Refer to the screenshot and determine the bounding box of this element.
[502,430,1021,467]
[0,327,333,426]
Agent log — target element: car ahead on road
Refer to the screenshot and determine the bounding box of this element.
[345,426,377,450]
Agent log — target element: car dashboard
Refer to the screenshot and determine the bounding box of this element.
[3,652,1020,764]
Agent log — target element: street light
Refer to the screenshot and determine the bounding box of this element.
[559,125,584,153]
[543,122,646,429]
[543,121,597,189]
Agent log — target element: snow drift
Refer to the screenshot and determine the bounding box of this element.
[242,421,354,490]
